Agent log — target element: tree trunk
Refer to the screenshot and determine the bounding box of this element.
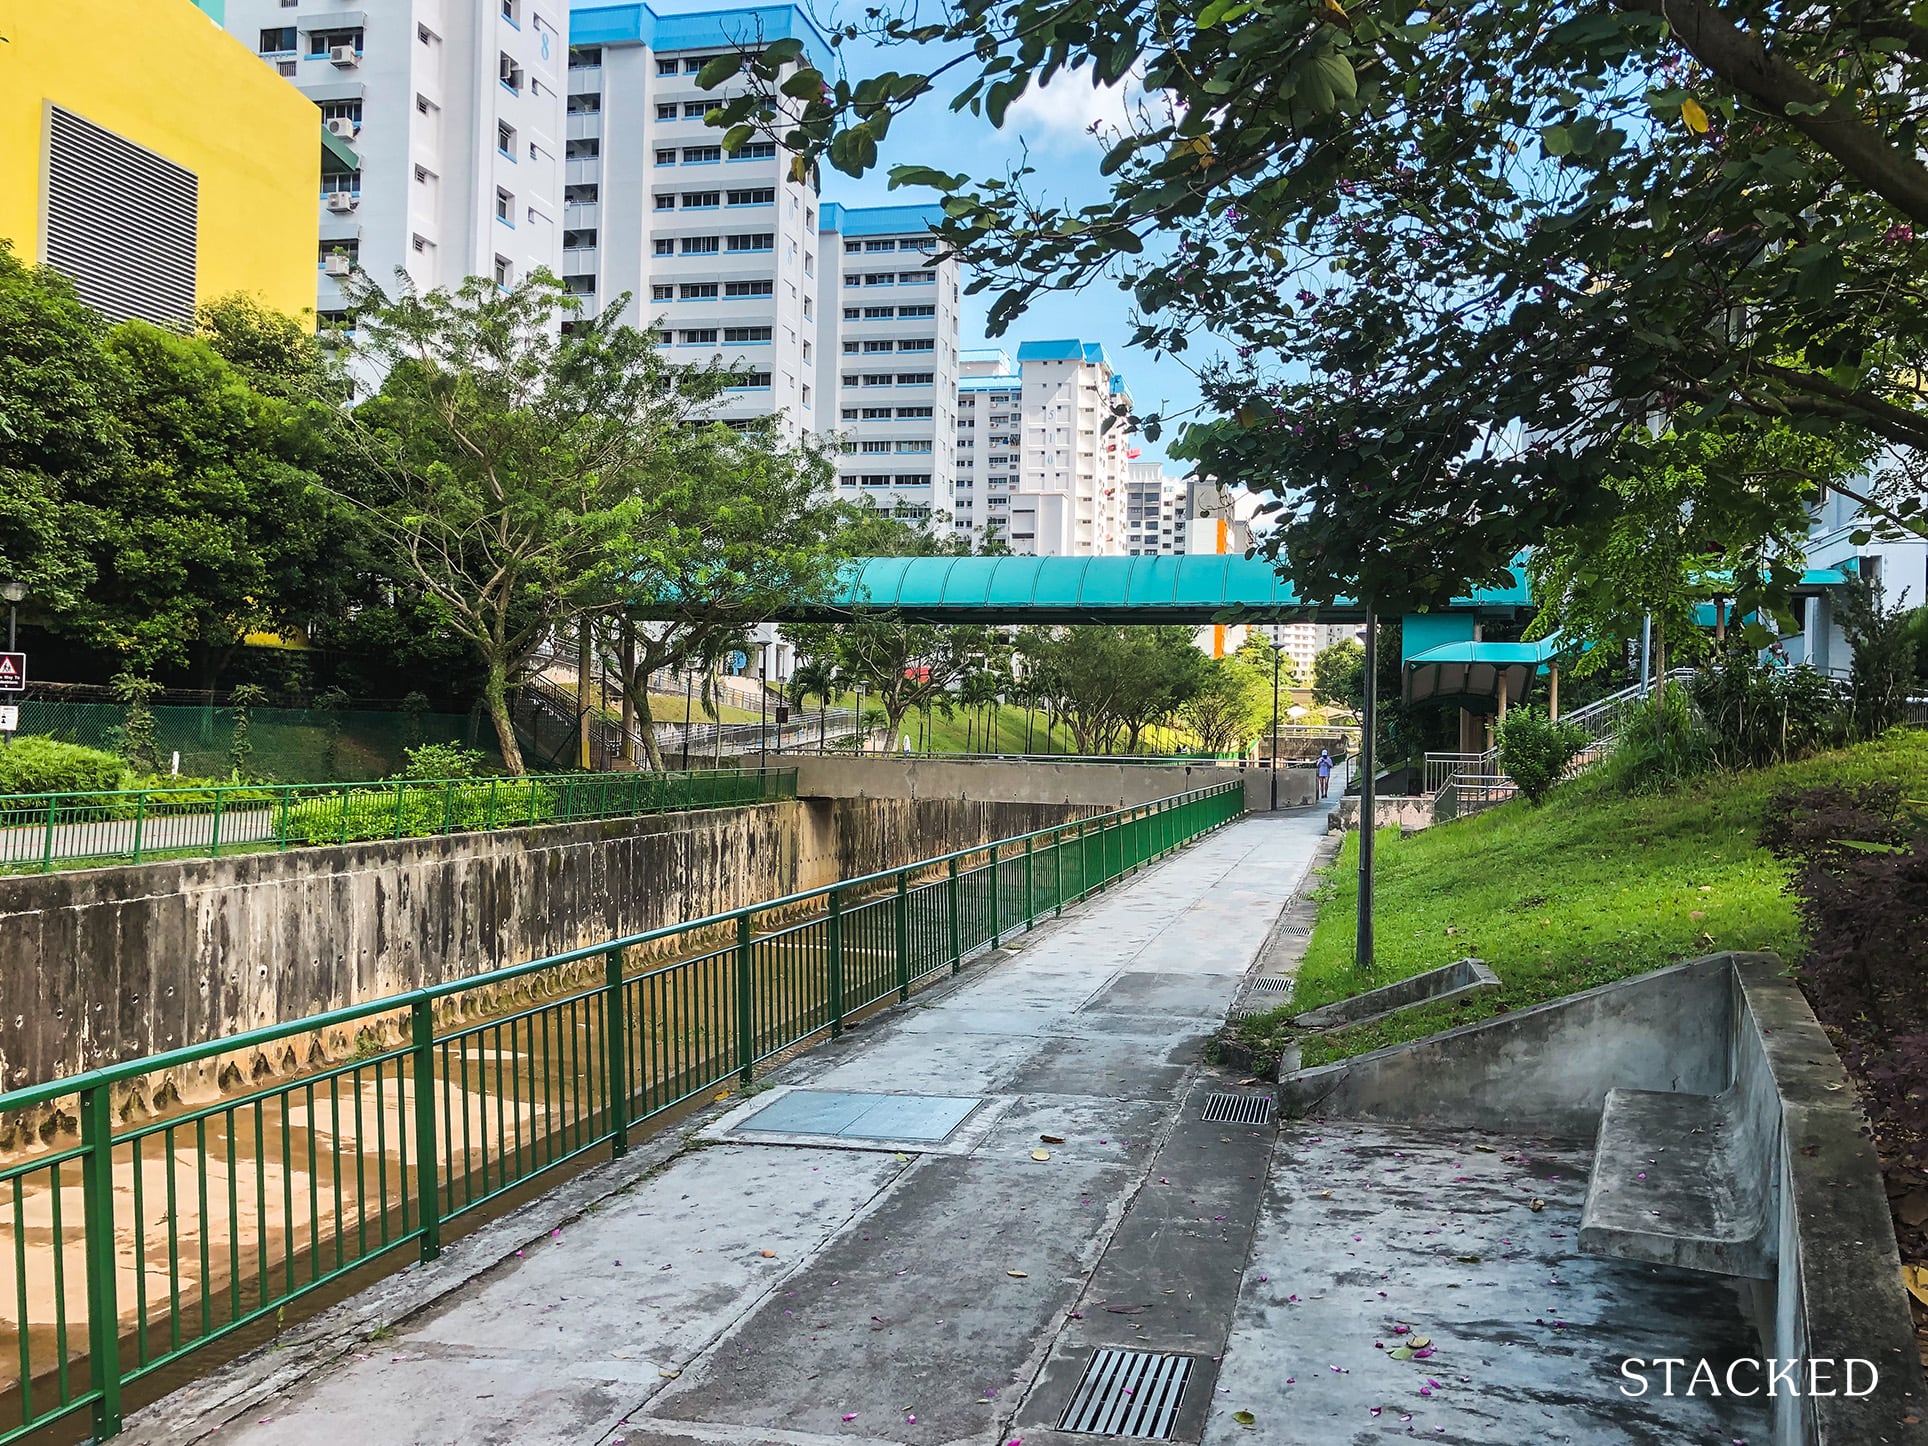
[577,621,594,770]
[619,620,637,765]
[634,689,665,771]
[485,662,526,775]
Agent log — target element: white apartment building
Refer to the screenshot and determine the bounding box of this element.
[564,3,837,429]
[1124,460,1188,556]
[952,348,1023,546]
[1775,458,1928,676]
[818,203,963,521]
[222,0,568,321]
[1009,340,1134,556]
[950,342,1136,554]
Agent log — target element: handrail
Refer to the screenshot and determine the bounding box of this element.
[0,778,1247,1442]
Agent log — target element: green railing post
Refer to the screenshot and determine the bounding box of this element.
[1024,835,1035,930]
[487,776,500,830]
[828,888,845,1036]
[80,1084,122,1438]
[393,780,406,838]
[988,845,1001,950]
[42,795,57,873]
[946,856,962,973]
[527,779,539,826]
[338,786,351,846]
[410,997,441,1262]
[894,872,910,1002]
[131,791,146,865]
[1055,830,1065,917]
[736,914,755,1083]
[441,780,455,835]
[208,787,224,860]
[605,946,628,1157]
[276,784,291,851]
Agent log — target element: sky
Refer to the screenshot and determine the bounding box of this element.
[798,26,1225,469]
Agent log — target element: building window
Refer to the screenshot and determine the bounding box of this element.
[731,141,777,160]
[501,0,521,24]
[863,306,895,319]
[258,26,296,53]
[567,138,601,158]
[864,239,897,252]
[724,326,771,343]
[310,28,364,58]
[418,23,438,44]
[863,273,895,286]
[656,103,678,121]
[683,101,711,118]
[803,252,814,276]
[657,58,680,76]
[678,329,718,344]
[724,233,772,252]
[565,183,599,204]
[496,188,515,223]
[801,384,811,405]
[655,148,677,165]
[497,121,517,157]
[724,280,773,297]
[655,194,676,210]
[897,406,933,418]
[802,298,813,319]
[563,228,596,250]
[681,191,719,208]
[898,338,935,352]
[726,188,774,206]
[862,340,893,353]
[567,93,602,114]
[730,370,774,388]
[651,284,674,301]
[683,56,712,73]
[680,236,719,255]
[682,145,721,164]
[494,255,514,287]
[843,307,860,321]
[899,303,935,318]
[653,238,675,256]
[681,283,718,299]
[896,372,934,385]
[319,239,360,268]
[570,45,602,67]
[322,170,361,195]
[500,52,525,90]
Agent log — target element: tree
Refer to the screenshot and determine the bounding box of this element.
[711,0,1928,608]
[1837,576,1918,739]
[1311,641,1366,713]
[1528,417,1873,679]
[338,271,729,773]
[787,616,991,745]
[1019,626,1206,753]
[604,419,842,769]
[1178,657,1265,755]
[1495,707,1591,804]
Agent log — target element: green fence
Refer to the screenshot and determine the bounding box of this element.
[0,779,1245,1441]
[0,768,797,874]
[10,699,499,782]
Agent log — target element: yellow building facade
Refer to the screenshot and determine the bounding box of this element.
[0,0,318,323]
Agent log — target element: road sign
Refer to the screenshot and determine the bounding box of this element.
[0,653,22,691]
[0,706,15,732]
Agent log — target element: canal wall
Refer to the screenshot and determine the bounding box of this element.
[0,795,1091,1125]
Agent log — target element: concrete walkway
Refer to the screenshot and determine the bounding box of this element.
[128,813,1328,1446]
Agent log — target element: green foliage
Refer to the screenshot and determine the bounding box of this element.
[743,0,1928,606]
[1177,656,1265,755]
[1836,575,1918,738]
[112,672,162,772]
[1311,640,1365,711]
[1016,625,1207,753]
[789,614,996,742]
[1596,686,1717,795]
[0,736,128,795]
[1494,707,1590,804]
[1287,731,1928,1064]
[395,741,487,781]
[228,682,268,779]
[1689,653,1841,769]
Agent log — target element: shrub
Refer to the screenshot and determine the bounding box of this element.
[1690,652,1842,770]
[395,741,487,781]
[1597,685,1717,794]
[0,736,130,796]
[1494,706,1591,803]
[1836,576,1917,738]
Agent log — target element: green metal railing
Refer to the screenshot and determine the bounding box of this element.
[0,779,1244,1441]
[0,768,797,874]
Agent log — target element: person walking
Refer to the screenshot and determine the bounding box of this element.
[1316,748,1333,800]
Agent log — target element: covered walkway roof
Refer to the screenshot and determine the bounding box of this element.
[639,554,1535,625]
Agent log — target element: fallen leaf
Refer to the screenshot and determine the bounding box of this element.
[1473,1144,1495,1153]
[1007,1269,1029,1278]
[1388,1346,1413,1361]
[1529,1198,1546,1212]
[1904,1265,1928,1308]
[1040,1134,1066,1145]
[658,1368,680,1379]
[1409,1336,1431,1349]
[1031,1149,1052,1161]
[1456,1254,1481,1264]
[760,1249,777,1259]
[1232,1410,1257,1428]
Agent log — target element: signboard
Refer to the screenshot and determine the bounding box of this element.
[0,706,15,733]
[0,653,22,691]
[774,705,790,724]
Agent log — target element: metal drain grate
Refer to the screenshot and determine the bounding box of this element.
[1058,1348,1194,1439]
[1201,1091,1275,1126]
[1247,977,1292,993]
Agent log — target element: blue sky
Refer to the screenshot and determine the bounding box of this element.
[806,32,1223,467]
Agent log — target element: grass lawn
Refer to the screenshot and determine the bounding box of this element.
[1241,730,1928,1067]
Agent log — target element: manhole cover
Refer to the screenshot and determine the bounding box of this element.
[1247,977,1292,993]
[1201,1092,1274,1126]
[735,1090,983,1142]
[1058,1348,1194,1438]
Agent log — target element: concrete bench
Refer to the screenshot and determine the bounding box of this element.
[1579,1086,1774,1279]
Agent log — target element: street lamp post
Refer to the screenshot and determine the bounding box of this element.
[0,581,23,652]
[758,642,768,779]
[1268,635,1285,811]
[1356,609,1378,974]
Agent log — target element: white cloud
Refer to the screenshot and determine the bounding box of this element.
[1006,68,1145,148]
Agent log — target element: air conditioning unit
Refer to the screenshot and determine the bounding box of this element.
[500,58,523,87]
[324,116,359,138]
[325,191,358,213]
[329,43,359,66]
[323,253,353,276]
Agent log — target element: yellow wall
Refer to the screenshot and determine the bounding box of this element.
[0,0,318,319]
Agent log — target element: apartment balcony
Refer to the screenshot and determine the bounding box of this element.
[568,63,604,89]
[562,245,599,274]
[564,201,601,228]
[565,157,601,185]
[566,114,603,142]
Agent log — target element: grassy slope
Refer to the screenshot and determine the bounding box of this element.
[1255,731,1928,1067]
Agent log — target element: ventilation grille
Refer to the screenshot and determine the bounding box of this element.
[1058,1349,1193,1439]
[1201,1092,1274,1126]
[1247,977,1292,993]
[44,106,198,326]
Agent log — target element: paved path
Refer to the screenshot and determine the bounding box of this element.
[127,813,1326,1446]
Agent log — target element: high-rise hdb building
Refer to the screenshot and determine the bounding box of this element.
[1124,460,1188,556]
[1008,340,1133,555]
[951,348,1023,546]
[217,0,569,322]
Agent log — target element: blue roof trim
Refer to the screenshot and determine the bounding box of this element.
[569,2,836,71]
[818,201,945,238]
[958,373,1020,391]
[1015,339,1088,362]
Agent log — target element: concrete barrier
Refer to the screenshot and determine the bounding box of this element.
[1279,953,1928,1446]
[795,755,1232,807]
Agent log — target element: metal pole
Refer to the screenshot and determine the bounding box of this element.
[1357,608,1378,974]
[1639,612,1652,696]
[1270,647,1280,811]
[7,604,14,651]
[758,649,768,779]
[683,671,694,771]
